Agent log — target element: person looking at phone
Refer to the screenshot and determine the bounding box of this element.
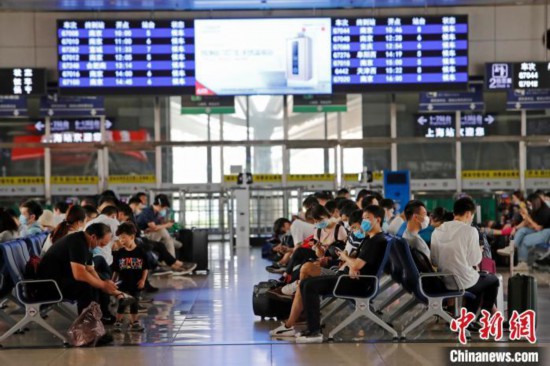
[136,194,182,258]
[293,205,389,343]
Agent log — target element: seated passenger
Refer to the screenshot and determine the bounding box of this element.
[83,205,99,224]
[360,195,379,210]
[430,207,454,229]
[38,223,133,314]
[498,193,550,272]
[324,200,339,219]
[289,196,318,247]
[343,209,365,255]
[380,198,395,232]
[0,208,20,243]
[339,200,359,232]
[38,209,56,232]
[19,199,44,237]
[41,205,86,256]
[295,205,389,343]
[53,201,69,226]
[431,197,500,321]
[313,191,333,207]
[336,188,351,200]
[402,200,431,258]
[355,189,372,209]
[136,194,182,258]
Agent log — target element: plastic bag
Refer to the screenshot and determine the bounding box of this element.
[67,302,106,347]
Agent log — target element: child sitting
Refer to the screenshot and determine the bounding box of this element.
[112,222,149,332]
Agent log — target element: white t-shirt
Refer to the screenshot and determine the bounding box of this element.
[85,215,119,265]
[387,215,405,236]
[403,229,430,259]
[290,219,315,246]
[431,220,481,290]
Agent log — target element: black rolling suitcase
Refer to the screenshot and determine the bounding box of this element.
[252,280,291,321]
[508,274,537,321]
[178,228,209,272]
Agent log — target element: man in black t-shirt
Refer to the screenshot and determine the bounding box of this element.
[38,223,127,314]
[296,205,388,343]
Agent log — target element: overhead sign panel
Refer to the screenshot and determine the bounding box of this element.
[39,96,105,117]
[506,89,550,110]
[419,84,483,112]
[415,112,495,138]
[293,94,347,112]
[486,62,550,90]
[0,68,47,96]
[331,15,469,92]
[0,96,27,117]
[181,95,235,114]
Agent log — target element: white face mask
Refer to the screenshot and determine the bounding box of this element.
[421,215,430,230]
[343,221,350,230]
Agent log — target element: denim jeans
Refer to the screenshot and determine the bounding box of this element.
[514,227,550,262]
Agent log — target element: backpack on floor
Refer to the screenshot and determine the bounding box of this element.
[252,280,292,321]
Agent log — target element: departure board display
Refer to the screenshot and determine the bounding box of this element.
[0,68,47,95]
[331,15,468,92]
[57,16,468,95]
[57,20,195,95]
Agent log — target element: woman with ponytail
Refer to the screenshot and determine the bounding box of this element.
[41,205,86,256]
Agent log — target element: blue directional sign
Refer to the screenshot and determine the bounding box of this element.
[419,84,483,112]
[0,96,27,117]
[39,96,105,117]
[506,89,550,110]
[416,112,496,138]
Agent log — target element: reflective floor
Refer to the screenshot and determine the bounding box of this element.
[0,243,549,365]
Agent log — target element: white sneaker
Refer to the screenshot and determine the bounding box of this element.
[269,322,296,337]
[513,261,530,273]
[281,281,299,296]
[295,331,323,343]
[497,244,515,256]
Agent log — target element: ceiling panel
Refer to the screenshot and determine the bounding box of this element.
[0,0,546,11]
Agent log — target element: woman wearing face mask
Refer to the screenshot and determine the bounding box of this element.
[0,208,20,243]
[402,200,431,258]
[41,205,86,256]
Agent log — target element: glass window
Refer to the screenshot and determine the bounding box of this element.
[527,146,550,170]
[462,142,519,170]
[395,93,418,137]
[364,148,391,172]
[106,96,155,176]
[251,146,283,174]
[342,148,364,174]
[363,94,391,138]
[249,96,284,141]
[526,109,550,136]
[484,92,521,136]
[398,143,456,179]
[0,118,44,176]
[289,148,335,174]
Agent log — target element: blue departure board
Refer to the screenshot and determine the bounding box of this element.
[331,15,468,92]
[57,16,468,95]
[57,19,195,95]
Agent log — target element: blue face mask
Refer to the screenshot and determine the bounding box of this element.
[354,230,366,239]
[361,219,372,233]
[382,221,390,232]
[159,209,167,217]
[19,214,28,226]
[315,219,329,230]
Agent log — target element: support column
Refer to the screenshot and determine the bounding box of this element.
[519,109,527,192]
[100,115,108,192]
[455,111,462,193]
[44,116,51,204]
[282,97,290,218]
[154,97,162,189]
[390,98,397,171]
[336,111,343,188]
[324,112,329,174]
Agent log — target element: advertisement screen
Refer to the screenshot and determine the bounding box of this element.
[194,18,332,95]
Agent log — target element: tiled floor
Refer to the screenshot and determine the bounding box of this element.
[0,243,549,365]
